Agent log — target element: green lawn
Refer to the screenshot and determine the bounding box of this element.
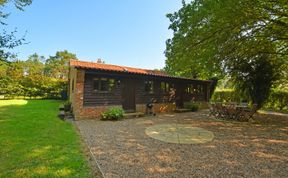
[0,100,91,177]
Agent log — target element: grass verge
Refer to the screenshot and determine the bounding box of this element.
[0,100,91,177]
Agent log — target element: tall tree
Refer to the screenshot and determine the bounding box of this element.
[25,53,45,75]
[165,0,287,107]
[45,50,77,79]
[0,0,32,61]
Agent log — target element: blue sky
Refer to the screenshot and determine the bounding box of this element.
[4,0,182,69]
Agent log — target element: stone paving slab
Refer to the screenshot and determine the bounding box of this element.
[145,124,214,144]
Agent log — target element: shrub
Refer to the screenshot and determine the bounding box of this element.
[101,107,124,120]
[212,89,288,112]
[263,90,288,112]
[184,102,199,112]
[211,89,242,103]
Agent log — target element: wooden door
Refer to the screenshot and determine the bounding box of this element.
[121,79,136,112]
[175,85,184,108]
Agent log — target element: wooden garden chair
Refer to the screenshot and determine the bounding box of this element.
[245,104,258,120]
[225,105,238,120]
[237,104,258,121]
[209,102,217,117]
[215,102,227,119]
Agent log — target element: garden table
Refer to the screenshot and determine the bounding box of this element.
[210,102,256,121]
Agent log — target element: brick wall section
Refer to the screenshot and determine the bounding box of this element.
[71,69,123,119]
[76,105,122,120]
[68,67,77,104]
[72,69,84,120]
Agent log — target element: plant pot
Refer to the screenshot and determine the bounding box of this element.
[64,104,71,112]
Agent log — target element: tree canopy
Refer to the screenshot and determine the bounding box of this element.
[0,0,32,61]
[0,50,76,99]
[45,50,77,79]
[165,0,287,107]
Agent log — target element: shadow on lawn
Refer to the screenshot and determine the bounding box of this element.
[0,100,91,177]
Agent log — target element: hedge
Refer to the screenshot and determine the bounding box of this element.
[211,89,242,103]
[211,89,288,112]
[0,77,67,100]
[263,90,288,112]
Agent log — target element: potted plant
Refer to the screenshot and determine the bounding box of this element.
[64,101,72,112]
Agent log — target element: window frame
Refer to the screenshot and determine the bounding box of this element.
[185,84,194,94]
[93,77,116,93]
[197,84,203,94]
[144,80,154,94]
[160,81,170,93]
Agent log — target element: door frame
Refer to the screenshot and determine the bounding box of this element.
[121,78,136,112]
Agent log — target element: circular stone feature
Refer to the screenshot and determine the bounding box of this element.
[145,124,214,144]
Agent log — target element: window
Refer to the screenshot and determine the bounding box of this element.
[185,84,194,94]
[197,85,203,94]
[145,81,154,94]
[93,78,115,92]
[160,82,170,93]
[170,83,175,90]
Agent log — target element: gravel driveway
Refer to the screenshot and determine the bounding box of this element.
[76,111,288,178]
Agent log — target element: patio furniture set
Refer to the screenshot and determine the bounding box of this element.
[209,102,258,121]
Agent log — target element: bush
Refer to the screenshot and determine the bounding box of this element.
[184,102,199,112]
[263,90,288,112]
[101,107,124,120]
[212,89,288,112]
[211,89,242,103]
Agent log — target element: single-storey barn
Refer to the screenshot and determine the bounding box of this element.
[69,59,211,119]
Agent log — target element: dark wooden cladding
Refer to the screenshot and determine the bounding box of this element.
[83,73,122,106]
[83,70,210,107]
[135,79,175,104]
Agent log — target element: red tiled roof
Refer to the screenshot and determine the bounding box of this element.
[70,59,211,82]
[70,59,169,76]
